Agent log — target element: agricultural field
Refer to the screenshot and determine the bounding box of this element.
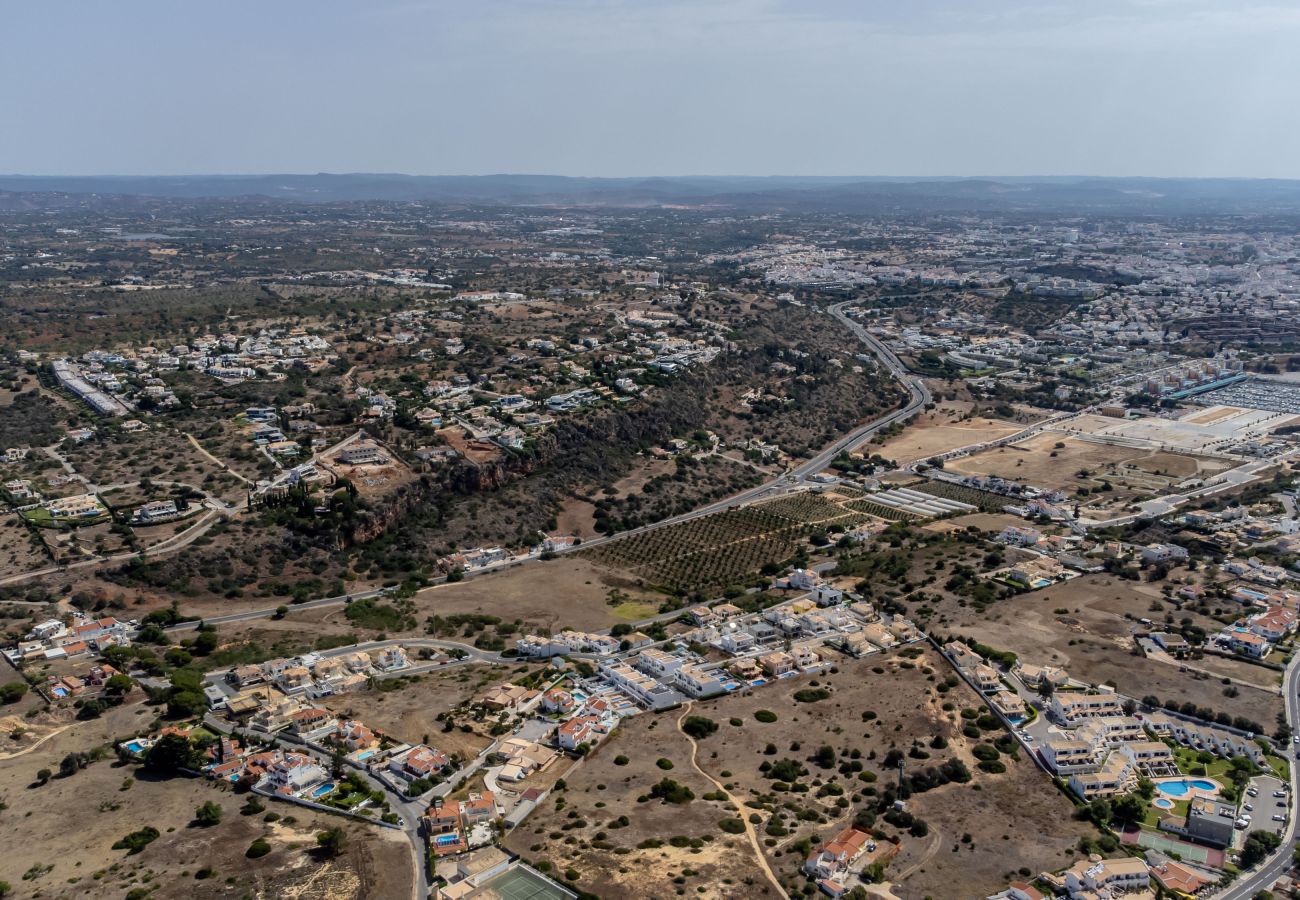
[753,492,875,529]
[581,506,803,594]
[844,497,916,522]
[581,491,889,595]
[911,480,1009,512]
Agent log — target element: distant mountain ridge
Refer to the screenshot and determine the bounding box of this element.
[3,173,1300,213]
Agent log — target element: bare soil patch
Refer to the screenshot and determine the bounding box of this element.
[335,665,500,760]
[412,556,664,634]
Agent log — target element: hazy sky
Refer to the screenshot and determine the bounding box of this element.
[5,0,1300,177]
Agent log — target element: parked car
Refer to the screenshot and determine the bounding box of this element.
[1274,814,1287,822]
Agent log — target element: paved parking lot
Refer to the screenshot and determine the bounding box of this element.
[1237,774,1289,847]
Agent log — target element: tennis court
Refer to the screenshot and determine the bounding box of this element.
[1123,827,1221,867]
[479,865,577,900]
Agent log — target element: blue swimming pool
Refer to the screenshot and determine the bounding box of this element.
[355,749,376,761]
[123,739,146,754]
[310,782,336,798]
[1153,797,1174,809]
[434,833,461,846]
[1157,779,1217,797]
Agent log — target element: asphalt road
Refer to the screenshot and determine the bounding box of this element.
[1214,652,1300,899]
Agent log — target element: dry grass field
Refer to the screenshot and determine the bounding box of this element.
[948,433,1230,508]
[409,556,664,634]
[0,702,413,900]
[59,426,247,501]
[938,573,1283,726]
[337,664,502,761]
[0,516,52,576]
[873,410,1024,467]
[686,650,1093,899]
[504,711,773,899]
[510,648,1094,900]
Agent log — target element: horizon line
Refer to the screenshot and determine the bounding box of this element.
[3,172,1300,182]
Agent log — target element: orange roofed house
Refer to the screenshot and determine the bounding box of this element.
[391,744,449,780]
[803,827,873,882]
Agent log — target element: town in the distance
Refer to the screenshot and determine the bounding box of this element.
[4,176,1300,900]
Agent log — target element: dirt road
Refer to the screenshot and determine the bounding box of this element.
[676,702,788,899]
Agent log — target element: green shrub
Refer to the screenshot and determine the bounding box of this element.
[112,827,160,855]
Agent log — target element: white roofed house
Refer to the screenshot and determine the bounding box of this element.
[262,752,328,795]
[718,629,756,654]
[1013,663,1069,689]
[785,568,822,591]
[675,663,728,698]
[969,663,1002,693]
[943,641,983,670]
[811,584,845,607]
[1050,692,1124,725]
[1062,856,1149,899]
[373,645,410,671]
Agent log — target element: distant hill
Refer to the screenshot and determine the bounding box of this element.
[2,173,1300,214]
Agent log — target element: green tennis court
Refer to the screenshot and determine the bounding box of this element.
[1130,828,1213,865]
[479,866,577,900]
